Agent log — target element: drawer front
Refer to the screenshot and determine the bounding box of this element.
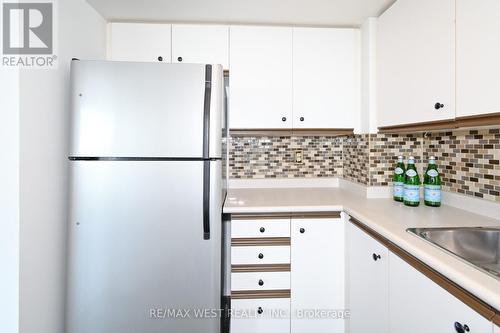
[231,246,290,265]
[231,272,291,291]
[231,219,290,238]
[231,298,290,333]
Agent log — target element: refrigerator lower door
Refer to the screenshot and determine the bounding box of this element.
[66,160,222,333]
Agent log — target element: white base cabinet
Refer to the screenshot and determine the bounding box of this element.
[231,298,291,333]
[389,253,493,333]
[291,217,345,332]
[347,222,389,333]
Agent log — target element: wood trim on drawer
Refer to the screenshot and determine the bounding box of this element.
[229,128,354,137]
[231,237,291,246]
[231,211,341,220]
[232,264,291,273]
[349,217,500,323]
[231,289,291,299]
[377,112,500,134]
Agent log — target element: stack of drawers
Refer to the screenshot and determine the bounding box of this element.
[230,216,292,333]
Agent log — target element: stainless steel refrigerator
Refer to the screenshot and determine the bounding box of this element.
[66,60,227,333]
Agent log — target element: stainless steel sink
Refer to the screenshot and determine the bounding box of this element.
[407,227,500,280]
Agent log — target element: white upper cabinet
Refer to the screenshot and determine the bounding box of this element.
[389,253,493,333]
[108,23,172,63]
[293,28,360,129]
[456,0,500,117]
[172,24,229,69]
[229,26,293,129]
[347,222,389,333]
[377,0,455,127]
[291,217,345,333]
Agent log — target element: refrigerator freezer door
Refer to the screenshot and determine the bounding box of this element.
[70,60,222,158]
[66,160,222,333]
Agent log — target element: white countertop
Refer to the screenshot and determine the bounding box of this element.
[224,187,500,310]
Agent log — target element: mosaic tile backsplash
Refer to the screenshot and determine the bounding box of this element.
[229,136,343,179]
[424,129,500,202]
[228,128,500,203]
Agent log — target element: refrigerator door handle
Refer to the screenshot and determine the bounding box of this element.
[203,64,212,159]
[203,160,211,240]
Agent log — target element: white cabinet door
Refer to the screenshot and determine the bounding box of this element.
[495,324,499,333]
[293,28,360,129]
[389,252,493,333]
[377,0,455,127]
[456,0,500,117]
[172,24,229,69]
[291,217,345,332]
[229,26,293,129]
[108,23,172,63]
[347,222,389,333]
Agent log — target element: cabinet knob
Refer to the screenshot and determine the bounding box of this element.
[282,117,287,122]
[454,322,470,333]
[372,253,381,261]
[299,117,304,122]
[300,228,305,234]
[260,227,265,233]
[258,279,264,286]
[258,253,264,259]
[257,307,263,314]
[434,102,444,110]
[177,56,183,62]
[157,56,163,62]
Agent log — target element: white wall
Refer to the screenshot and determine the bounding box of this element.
[361,18,378,133]
[18,1,106,332]
[0,68,20,333]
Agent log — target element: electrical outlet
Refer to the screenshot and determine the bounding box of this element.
[295,150,303,164]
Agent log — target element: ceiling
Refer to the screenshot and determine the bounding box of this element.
[86,0,396,27]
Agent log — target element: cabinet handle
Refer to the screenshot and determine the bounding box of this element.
[300,228,305,234]
[434,102,444,110]
[157,56,163,62]
[258,279,264,286]
[299,117,304,122]
[282,117,287,122]
[177,56,183,62]
[257,307,263,314]
[258,253,264,259]
[372,253,381,261]
[454,322,470,333]
[259,227,265,233]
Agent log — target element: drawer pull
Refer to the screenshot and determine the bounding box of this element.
[258,253,264,259]
[260,227,265,233]
[300,228,305,234]
[258,279,264,286]
[257,307,263,314]
[372,253,381,261]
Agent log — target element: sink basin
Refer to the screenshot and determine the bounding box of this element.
[407,227,500,280]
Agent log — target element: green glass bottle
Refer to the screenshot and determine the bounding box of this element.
[393,155,406,202]
[424,156,442,207]
[403,156,420,207]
